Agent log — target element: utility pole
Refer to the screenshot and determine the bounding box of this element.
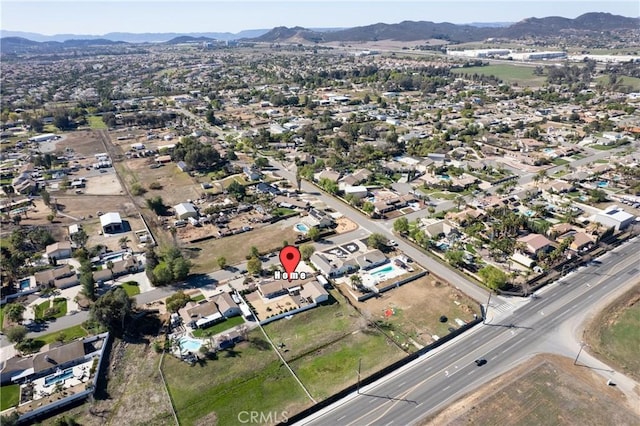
[357,358,362,394]
[483,291,492,324]
[574,341,585,365]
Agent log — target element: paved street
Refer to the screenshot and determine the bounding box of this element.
[297,236,640,425]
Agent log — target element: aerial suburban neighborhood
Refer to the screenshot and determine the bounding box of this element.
[0,4,639,426]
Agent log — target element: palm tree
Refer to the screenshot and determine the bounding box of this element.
[350,274,362,291]
[118,236,131,249]
[106,260,115,281]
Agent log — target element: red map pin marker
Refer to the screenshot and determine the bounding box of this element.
[279,245,301,282]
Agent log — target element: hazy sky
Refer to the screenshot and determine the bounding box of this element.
[2,0,638,35]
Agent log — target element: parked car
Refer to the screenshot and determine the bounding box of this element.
[474,358,487,366]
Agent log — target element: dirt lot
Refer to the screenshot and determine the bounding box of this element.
[335,217,357,234]
[351,275,480,348]
[422,354,639,426]
[53,130,106,156]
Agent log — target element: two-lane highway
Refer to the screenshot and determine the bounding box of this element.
[298,236,640,425]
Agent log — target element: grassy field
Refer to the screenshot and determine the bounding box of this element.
[31,324,89,352]
[192,316,245,337]
[596,75,640,91]
[119,281,141,296]
[87,115,108,130]
[451,64,546,87]
[424,354,639,426]
[586,285,640,381]
[291,329,405,400]
[263,290,360,361]
[187,221,299,274]
[163,329,311,425]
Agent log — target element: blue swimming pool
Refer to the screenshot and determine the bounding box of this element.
[437,174,451,180]
[597,181,608,188]
[370,265,394,276]
[294,223,309,233]
[44,368,74,387]
[179,337,202,352]
[19,278,31,290]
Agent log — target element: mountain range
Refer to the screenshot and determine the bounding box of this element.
[1,12,637,53]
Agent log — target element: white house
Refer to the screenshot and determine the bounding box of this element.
[100,212,123,234]
[594,206,635,231]
[174,203,198,220]
[45,241,72,260]
[343,185,369,199]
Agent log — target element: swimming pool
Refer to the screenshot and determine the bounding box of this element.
[44,368,73,387]
[294,223,309,233]
[597,181,608,188]
[368,262,404,282]
[437,174,451,180]
[179,337,202,352]
[19,278,31,290]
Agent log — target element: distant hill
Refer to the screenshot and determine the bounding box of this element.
[0,36,126,53]
[164,36,218,45]
[250,12,639,43]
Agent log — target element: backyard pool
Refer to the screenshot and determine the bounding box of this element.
[437,174,451,180]
[367,262,404,282]
[597,181,608,188]
[179,337,202,352]
[294,223,310,233]
[19,278,32,290]
[44,368,74,387]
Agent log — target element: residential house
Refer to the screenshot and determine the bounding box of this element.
[93,257,141,282]
[34,265,78,290]
[212,293,241,318]
[243,165,261,181]
[309,253,357,277]
[186,301,224,329]
[299,280,329,304]
[45,241,72,261]
[517,233,555,258]
[176,161,190,172]
[355,250,388,270]
[307,208,334,228]
[314,169,341,182]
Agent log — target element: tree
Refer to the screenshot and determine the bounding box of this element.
[5,325,27,343]
[90,287,133,334]
[247,256,262,276]
[250,246,260,258]
[12,215,21,226]
[146,196,166,215]
[165,290,191,313]
[393,217,409,234]
[5,303,26,323]
[106,260,115,280]
[80,260,96,301]
[71,229,89,249]
[172,257,190,281]
[307,226,321,241]
[217,256,227,269]
[41,189,51,207]
[362,202,375,215]
[367,233,388,250]
[227,181,246,200]
[478,265,508,291]
[300,244,315,261]
[118,236,131,249]
[153,263,173,285]
[254,157,269,169]
[350,274,362,290]
[445,250,466,268]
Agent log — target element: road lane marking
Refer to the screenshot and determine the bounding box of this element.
[397,381,406,388]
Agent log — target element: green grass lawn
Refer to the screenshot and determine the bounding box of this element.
[191,316,245,338]
[119,281,141,297]
[163,329,311,425]
[0,305,4,330]
[552,158,569,166]
[452,64,546,87]
[190,294,205,302]
[34,298,67,320]
[272,207,297,217]
[87,115,107,130]
[28,324,90,352]
[0,384,20,411]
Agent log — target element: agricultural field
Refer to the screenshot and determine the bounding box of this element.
[451,64,546,87]
[352,275,481,348]
[586,284,640,381]
[596,75,640,91]
[423,354,639,426]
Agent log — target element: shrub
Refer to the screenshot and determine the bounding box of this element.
[131,183,147,196]
[149,182,163,190]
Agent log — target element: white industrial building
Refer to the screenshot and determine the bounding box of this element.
[593,206,635,231]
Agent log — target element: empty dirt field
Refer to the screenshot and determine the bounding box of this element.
[423,354,639,426]
[352,275,481,348]
[53,130,106,156]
